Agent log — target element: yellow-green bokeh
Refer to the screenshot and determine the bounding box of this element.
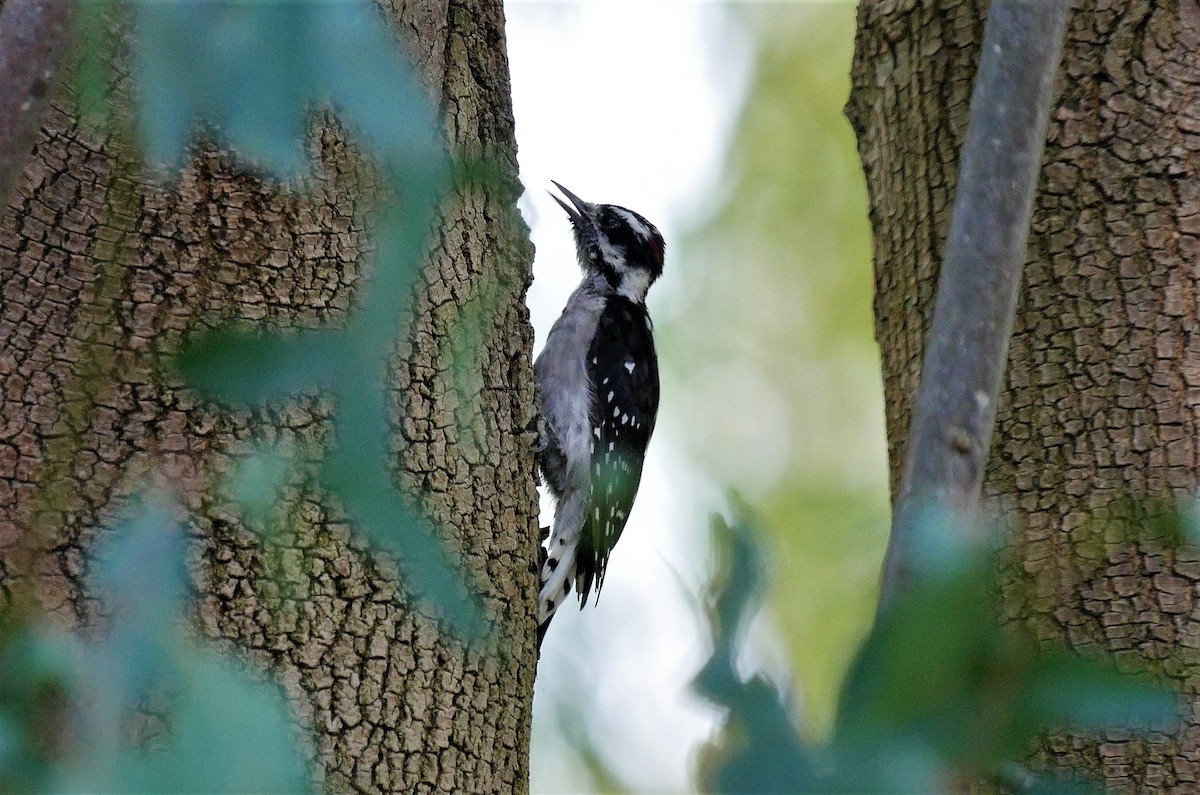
[663,2,889,741]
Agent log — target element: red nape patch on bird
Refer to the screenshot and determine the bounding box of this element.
[648,235,664,266]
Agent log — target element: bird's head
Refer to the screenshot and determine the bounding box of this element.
[551,181,665,303]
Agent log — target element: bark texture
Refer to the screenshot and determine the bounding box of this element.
[0,1,539,792]
[850,1,1200,790]
[0,0,76,206]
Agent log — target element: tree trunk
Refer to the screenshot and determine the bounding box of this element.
[850,1,1200,790]
[0,0,538,791]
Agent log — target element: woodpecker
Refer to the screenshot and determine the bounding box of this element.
[534,182,664,647]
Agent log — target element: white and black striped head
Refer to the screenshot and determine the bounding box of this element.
[551,181,665,303]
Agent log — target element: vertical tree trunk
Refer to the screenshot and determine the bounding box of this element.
[850,1,1200,790]
[0,0,538,791]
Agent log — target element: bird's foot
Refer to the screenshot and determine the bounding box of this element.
[531,415,551,454]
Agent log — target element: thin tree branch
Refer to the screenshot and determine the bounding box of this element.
[0,0,77,210]
[878,2,1071,610]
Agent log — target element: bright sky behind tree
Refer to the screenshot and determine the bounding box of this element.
[507,3,749,790]
[507,2,888,791]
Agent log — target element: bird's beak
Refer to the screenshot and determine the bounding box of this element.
[549,181,591,224]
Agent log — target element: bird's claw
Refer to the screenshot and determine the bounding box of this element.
[531,415,551,454]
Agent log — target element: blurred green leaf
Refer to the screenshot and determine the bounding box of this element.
[1019,651,1179,732]
[74,0,115,129]
[135,2,312,175]
[175,330,340,403]
[58,494,311,792]
[0,621,81,792]
[692,507,766,707]
[227,439,298,530]
[835,529,1003,763]
[321,402,480,632]
[837,510,1180,780]
[693,505,814,793]
[109,653,308,793]
[696,505,1181,793]
[133,0,445,179]
[141,0,478,635]
[91,495,188,702]
[699,675,815,793]
[1177,497,1200,548]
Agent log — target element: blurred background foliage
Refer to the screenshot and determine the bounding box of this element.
[663,2,888,742]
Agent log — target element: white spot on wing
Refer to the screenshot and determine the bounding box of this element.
[624,361,635,373]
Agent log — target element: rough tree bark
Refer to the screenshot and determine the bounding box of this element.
[0,1,539,792]
[850,1,1200,791]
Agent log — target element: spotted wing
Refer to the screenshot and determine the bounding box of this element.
[576,297,659,604]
